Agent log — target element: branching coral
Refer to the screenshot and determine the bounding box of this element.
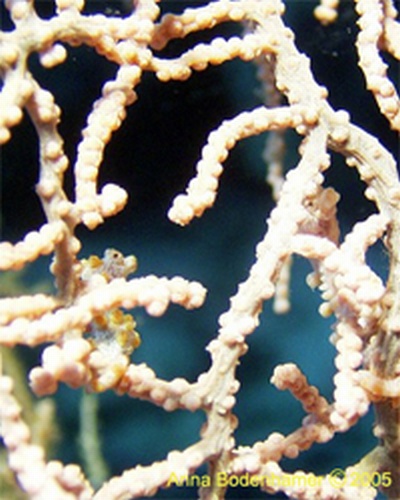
[0,0,399,498]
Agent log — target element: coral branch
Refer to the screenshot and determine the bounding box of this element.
[1,0,399,498]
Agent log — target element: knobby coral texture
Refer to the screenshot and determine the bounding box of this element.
[0,0,399,498]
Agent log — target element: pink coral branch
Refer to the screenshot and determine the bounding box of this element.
[1,0,399,498]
